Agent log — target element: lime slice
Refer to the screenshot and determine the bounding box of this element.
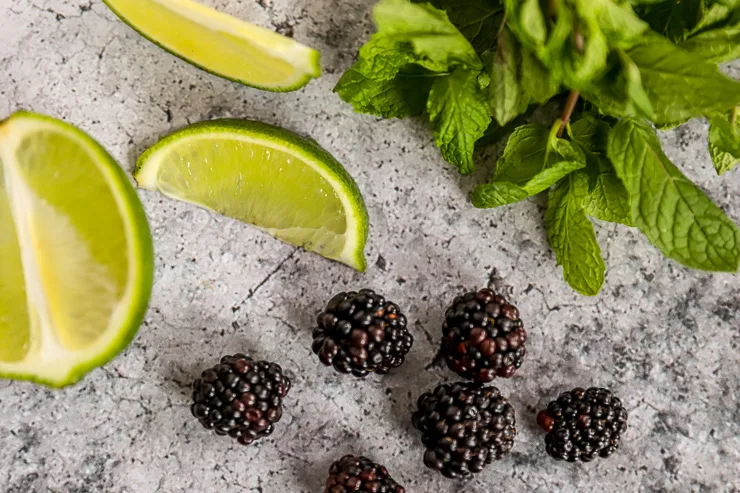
[134,119,369,271]
[103,0,321,92]
[0,111,153,387]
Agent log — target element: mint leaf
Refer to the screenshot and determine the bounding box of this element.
[708,109,740,175]
[582,50,653,119]
[353,37,417,80]
[585,0,650,45]
[520,47,560,103]
[423,0,504,53]
[473,124,587,208]
[493,124,550,183]
[537,4,574,66]
[549,128,591,168]
[569,113,611,152]
[494,124,586,183]
[680,22,740,63]
[636,0,703,41]
[336,0,483,119]
[713,0,740,7]
[504,0,547,48]
[709,148,739,176]
[607,118,740,272]
[335,65,433,118]
[655,118,692,131]
[691,2,739,34]
[523,159,587,195]
[374,0,482,70]
[428,68,492,174]
[513,0,635,90]
[488,27,529,126]
[584,162,634,226]
[545,172,606,296]
[471,182,529,208]
[513,2,604,89]
[568,114,634,226]
[560,2,610,86]
[627,37,740,124]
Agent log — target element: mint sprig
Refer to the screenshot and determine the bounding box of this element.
[472,123,587,208]
[336,0,740,295]
[608,118,740,272]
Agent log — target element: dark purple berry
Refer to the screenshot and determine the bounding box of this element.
[324,455,405,493]
[190,355,291,446]
[312,289,413,378]
[412,382,516,478]
[442,288,527,382]
[537,387,628,462]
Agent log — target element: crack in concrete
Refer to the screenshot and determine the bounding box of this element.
[414,319,435,347]
[153,476,165,492]
[274,447,311,464]
[423,348,446,372]
[268,315,299,334]
[237,248,299,308]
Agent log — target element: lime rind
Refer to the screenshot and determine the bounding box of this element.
[0,111,154,387]
[102,0,321,92]
[135,119,369,271]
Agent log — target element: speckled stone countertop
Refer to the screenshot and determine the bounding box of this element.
[1,1,739,492]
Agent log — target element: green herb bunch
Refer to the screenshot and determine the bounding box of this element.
[335,0,740,295]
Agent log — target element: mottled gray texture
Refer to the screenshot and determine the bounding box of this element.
[1,1,739,492]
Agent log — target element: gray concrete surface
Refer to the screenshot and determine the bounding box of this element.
[1,1,739,492]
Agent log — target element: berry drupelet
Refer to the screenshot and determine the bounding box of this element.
[442,288,527,383]
[191,354,291,446]
[537,387,628,462]
[324,455,405,493]
[412,382,516,478]
[312,289,414,378]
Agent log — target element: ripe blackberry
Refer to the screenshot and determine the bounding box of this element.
[312,289,413,377]
[412,382,516,478]
[442,288,526,383]
[324,455,405,493]
[190,354,291,446]
[537,387,628,462]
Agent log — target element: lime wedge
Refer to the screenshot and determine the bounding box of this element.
[134,120,369,271]
[0,111,153,387]
[103,0,321,92]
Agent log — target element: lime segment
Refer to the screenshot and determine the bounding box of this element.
[135,120,369,271]
[0,162,30,363]
[0,111,153,387]
[103,0,321,91]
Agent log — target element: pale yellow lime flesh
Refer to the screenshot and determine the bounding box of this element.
[135,120,369,270]
[0,112,153,387]
[103,0,321,91]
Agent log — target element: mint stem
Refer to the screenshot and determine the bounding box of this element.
[557,91,580,138]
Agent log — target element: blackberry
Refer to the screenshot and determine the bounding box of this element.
[412,382,516,478]
[312,289,413,377]
[442,288,526,383]
[190,354,291,446]
[324,455,405,493]
[537,387,628,462]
